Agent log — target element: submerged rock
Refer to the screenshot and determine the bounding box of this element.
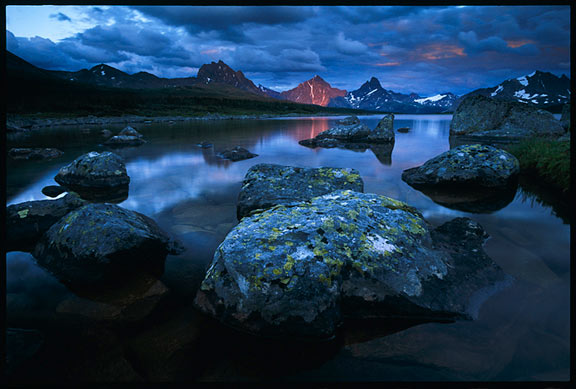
[217,146,258,161]
[33,203,184,285]
[54,151,130,201]
[402,144,520,189]
[194,190,507,339]
[9,148,63,160]
[450,94,564,140]
[6,194,86,252]
[397,127,410,133]
[118,126,143,138]
[237,163,364,219]
[104,135,146,148]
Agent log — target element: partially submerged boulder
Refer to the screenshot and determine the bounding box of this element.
[104,135,146,148]
[33,203,184,285]
[54,151,130,201]
[450,95,564,140]
[118,126,143,138]
[402,144,520,189]
[300,115,395,149]
[237,163,364,219]
[6,194,86,252]
[217,146,258,161]
[9,148,63,161]
[194,190,507,339]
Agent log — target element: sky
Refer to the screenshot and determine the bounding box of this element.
[5,5,571,96]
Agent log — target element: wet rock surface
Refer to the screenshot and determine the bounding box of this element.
[402,144,520,189]
[299,115,395,150]
[54,151,130,201]
[217,146,258,161]
[33,203,184,285]
[236,163,364,220]
[194,190,507,339]
[6,194,87,252]
[450,95,564,140]
[9,148,64,160]
[118,125,144,138]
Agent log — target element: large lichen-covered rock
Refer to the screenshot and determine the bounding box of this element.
[194,190,507,339]
[236,163,364,220]
[450,94,564,139]
[6,194,87,252]
[54,151,130,201]
[402,144,520,189]
[33,203,184,285]
[366,114,395,143]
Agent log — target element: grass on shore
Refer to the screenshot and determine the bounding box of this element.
[508,137,570,193]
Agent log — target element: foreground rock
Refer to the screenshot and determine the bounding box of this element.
[9,148,63,160]
[402,144,520,189]
[194,190,507,339]
[54,151,130,201]
[104,135,146,148]
[33,203,184,285]
[450,95,564,141]
[237,163,364,219]
[217,146,258,161]
[300,115,395,149]
[6,194,86,252]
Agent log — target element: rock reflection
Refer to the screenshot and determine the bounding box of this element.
[411,185,518,213]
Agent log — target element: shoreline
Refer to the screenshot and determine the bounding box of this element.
[6,112,381,132]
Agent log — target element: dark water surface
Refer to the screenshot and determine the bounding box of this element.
[6,115,570,382]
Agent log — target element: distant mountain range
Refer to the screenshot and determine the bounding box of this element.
[6,50,570,113]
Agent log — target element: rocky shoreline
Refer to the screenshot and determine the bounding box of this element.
[7,112,381,132]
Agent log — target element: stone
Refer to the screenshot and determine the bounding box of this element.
[6,194,87,252]
[118,126,143,138]
[236,163,364,219]
[402,144,520,189]
[397,127,410,133]
[316,116,372,140]
[33,203,185,285]
[217,146,258,161]
[54,151,130,201]
[104,135,146,147]
[194,190,507,339]
[366,114,395,143]
[100,129,113,138]
[41,185,67,198]
[449,94,564,140]
[8,148,63,160]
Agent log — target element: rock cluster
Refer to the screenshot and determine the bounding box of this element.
[194,167,509,339]
[104,126,146,148]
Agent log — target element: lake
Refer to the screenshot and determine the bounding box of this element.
[5,115,570,382]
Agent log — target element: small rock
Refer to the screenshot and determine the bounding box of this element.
[196,141,213,148]
[104,135,146,148]
[101,129,113,138]
[397,127,410,133]
[217,146,258,161]
[118,126,144,138]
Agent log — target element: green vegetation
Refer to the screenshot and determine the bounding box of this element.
[508,138,570,193]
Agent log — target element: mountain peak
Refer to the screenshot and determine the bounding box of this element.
[281,76,346,106]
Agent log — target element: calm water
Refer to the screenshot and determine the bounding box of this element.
[6,115,570,382]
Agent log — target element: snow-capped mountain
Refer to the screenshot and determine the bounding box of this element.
[455,71,570,109]
[329,77,457,113]
[280,75,347,106]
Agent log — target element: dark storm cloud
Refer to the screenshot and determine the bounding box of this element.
[50,12,71,22]
[6,5,570,96]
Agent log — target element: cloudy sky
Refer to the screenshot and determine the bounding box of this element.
[6,5,571,96]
